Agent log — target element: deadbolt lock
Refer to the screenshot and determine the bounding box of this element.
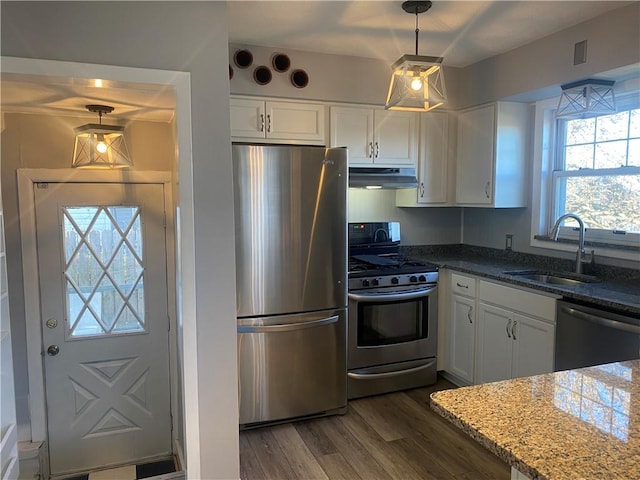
[46,318,58,329]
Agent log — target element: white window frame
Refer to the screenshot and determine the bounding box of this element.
[530,84,640,261]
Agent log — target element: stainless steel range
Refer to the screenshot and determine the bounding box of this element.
[347,222,439,399]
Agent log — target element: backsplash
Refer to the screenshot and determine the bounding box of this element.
[401,244,640,283]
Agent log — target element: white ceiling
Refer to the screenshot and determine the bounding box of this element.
[1,0,633,122]
[228,1,632,67]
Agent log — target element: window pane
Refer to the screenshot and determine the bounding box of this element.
[630,109,640,138]
[629,139,640,166]
[565,144,593,170]
[560,174,640,233]
[63,205,146,337]
[596,112,629,142]
[595,140,628,169]
[566,117,595,145]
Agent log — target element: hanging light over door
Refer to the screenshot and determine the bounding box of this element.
[72,104,132,168]
[385,1,446,112]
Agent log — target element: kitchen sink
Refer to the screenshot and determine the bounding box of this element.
[502,270,600,286]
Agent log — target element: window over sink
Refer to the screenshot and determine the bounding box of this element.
[531,85,640,258]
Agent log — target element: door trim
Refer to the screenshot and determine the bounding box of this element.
[17,169,177,453]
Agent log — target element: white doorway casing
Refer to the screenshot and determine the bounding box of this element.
[2,56,209,477]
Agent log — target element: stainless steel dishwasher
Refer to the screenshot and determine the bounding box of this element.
[555,300,640,371]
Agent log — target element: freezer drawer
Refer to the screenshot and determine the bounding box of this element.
[237,308,347,426]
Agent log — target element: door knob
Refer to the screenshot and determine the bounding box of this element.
[47,345,60,356]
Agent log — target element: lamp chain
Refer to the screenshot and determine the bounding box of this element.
[414,8,420,56]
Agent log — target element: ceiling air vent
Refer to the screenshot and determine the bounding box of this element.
[574,40,587,65]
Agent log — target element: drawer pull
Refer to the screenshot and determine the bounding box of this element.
[456,282,469,289]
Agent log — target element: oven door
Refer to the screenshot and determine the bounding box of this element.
[347,285,437,369]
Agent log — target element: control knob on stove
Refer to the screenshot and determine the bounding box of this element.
[362,279,370,287]
[409,275,417,283]
[391,277,399,285]
[418,275,426,282]
[372,278,379,286]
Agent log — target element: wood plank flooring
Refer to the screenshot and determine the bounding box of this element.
[239,376,510,480]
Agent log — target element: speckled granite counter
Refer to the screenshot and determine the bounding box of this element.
[401,245,640,315]
[430,360,640,480]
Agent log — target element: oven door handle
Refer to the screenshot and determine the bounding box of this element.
[347,359,436,380]
[348,286,436,303]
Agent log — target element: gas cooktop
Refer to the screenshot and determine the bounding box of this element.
[348,254,438,277]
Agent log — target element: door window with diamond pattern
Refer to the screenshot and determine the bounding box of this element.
[63,206,146,337]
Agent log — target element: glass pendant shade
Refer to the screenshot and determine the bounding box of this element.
[556,79,616,118]
[384,1,446,112]
[385,54,446,112]
[72,104,132,168]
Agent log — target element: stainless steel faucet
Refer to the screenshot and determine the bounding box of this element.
[549,213,591,274]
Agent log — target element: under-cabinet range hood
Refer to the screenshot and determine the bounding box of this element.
[348,167,418,189]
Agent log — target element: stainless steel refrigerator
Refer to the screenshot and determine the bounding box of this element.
[233,144,348,426]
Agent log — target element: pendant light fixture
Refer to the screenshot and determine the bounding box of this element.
[556,79,616,118]
[385,1,446,112]
[72,104,132,168]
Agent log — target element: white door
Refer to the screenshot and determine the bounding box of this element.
[266,101,325,142]
[330,106,374,164]
[456,104,495,205]
[449,294,476,383]
[373,110,416,166]
[511,313,555,379]
[35,183,171,477]
[475,302,513,383]
[418,111,449,204]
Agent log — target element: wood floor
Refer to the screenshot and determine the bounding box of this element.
[239,376,510,480]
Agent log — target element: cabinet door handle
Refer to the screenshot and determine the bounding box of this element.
[420,182,425,198]
[267,114,272,133]
[375,142,379,158]
[467,305,473,324]
[368,142,374,158]
[485,181,491,199]
[506,319,512,338]
[456,282,468,289]
[512,321,517,341]
[259,113,265,132]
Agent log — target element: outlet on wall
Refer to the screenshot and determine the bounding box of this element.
[505,234,513,251]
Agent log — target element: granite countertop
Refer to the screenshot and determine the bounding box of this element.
[430,360,640,480]
[401,245,640,316]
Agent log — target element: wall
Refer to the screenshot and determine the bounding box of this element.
[457,2,640,108]
[1,2,238,479]
[349,190,462,245]
[230,43,463,108]
[0,113,175,441]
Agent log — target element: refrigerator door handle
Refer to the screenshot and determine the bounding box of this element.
[238,314,339,333]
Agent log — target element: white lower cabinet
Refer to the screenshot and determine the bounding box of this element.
[449,294,476,384]
[475,280,557,384]
[442,272,558,386]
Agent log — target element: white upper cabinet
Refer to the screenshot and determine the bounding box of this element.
[330,106,417,167]
[230,97,326,145]
[397,111,450,206]
[455,102,529,207]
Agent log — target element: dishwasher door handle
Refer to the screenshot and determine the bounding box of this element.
[560,306,640,335]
